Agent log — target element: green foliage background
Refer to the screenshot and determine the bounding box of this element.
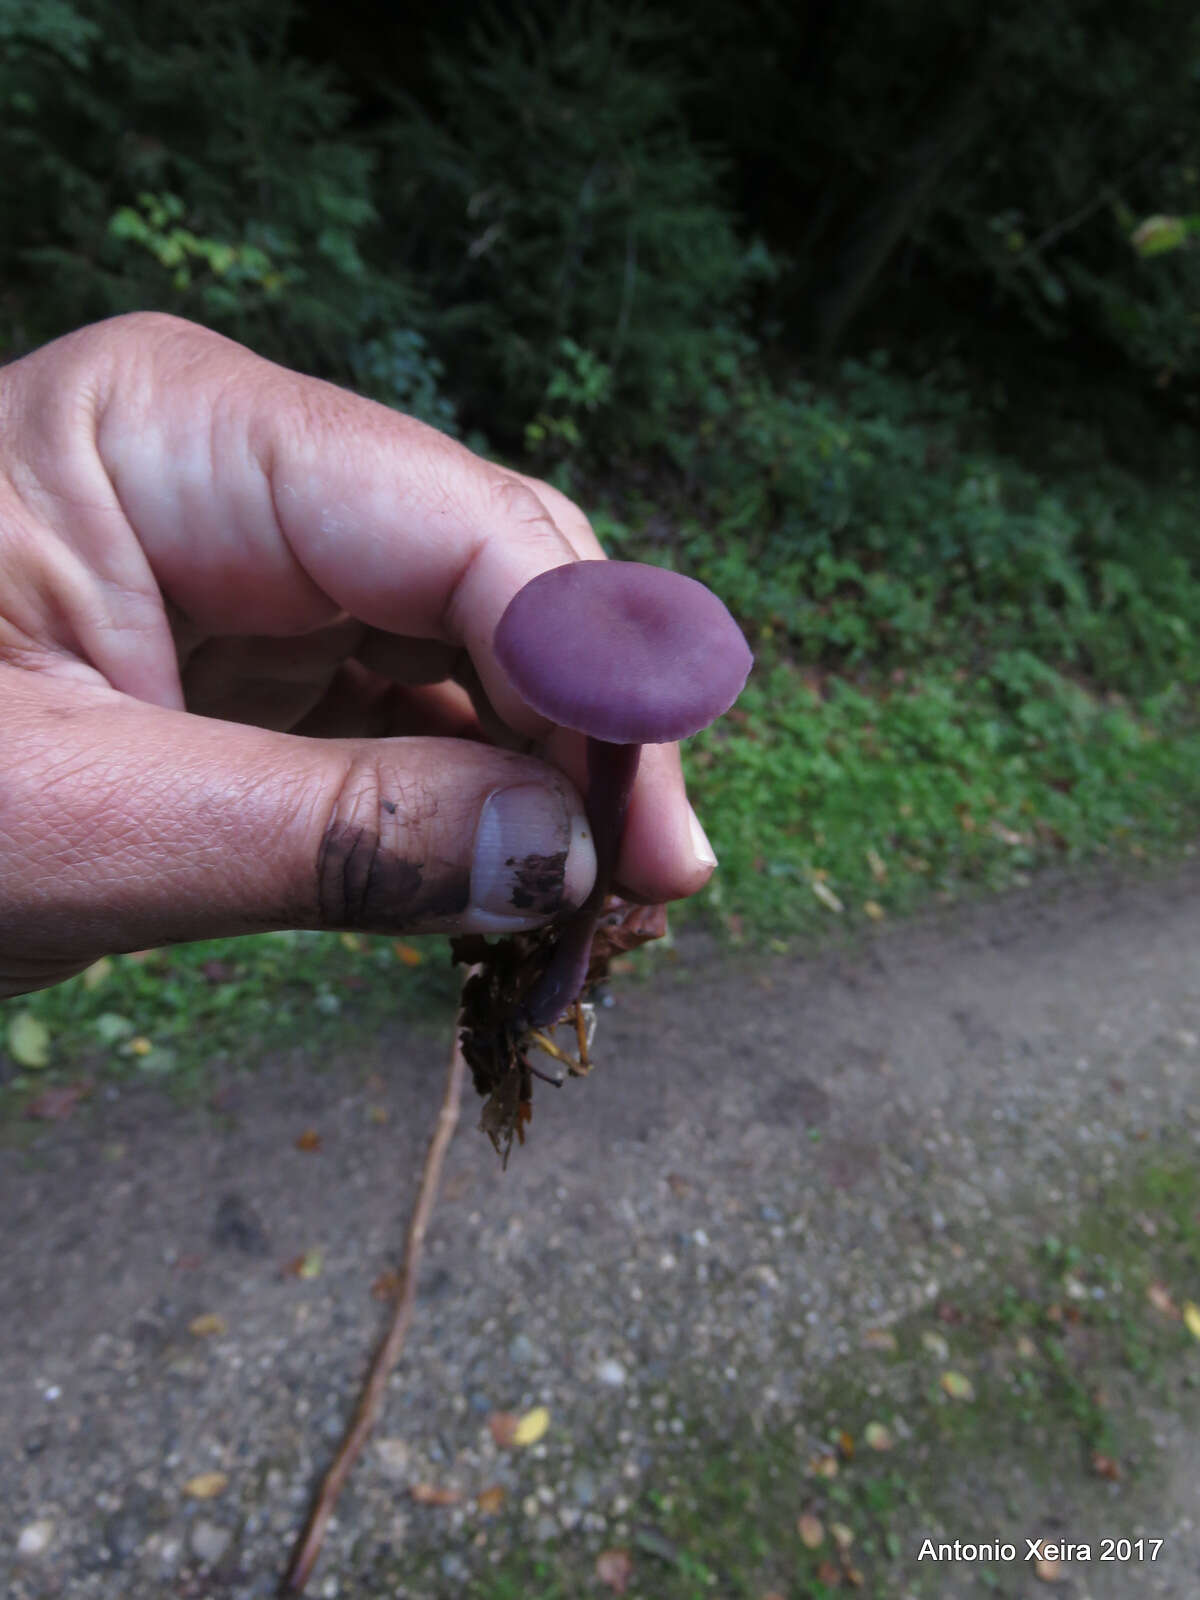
[3,0,1200,990]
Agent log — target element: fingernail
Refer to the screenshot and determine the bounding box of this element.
[687,801,718,870]
[465,784,596,933]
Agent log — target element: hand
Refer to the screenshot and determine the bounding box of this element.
[0,314,717,996]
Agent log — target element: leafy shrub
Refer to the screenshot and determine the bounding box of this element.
[378,1,756,453]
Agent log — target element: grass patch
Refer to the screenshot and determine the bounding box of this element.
[0,930,459,1119]
[384,1148,1200,1599]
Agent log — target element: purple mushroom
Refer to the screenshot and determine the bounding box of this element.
[493,559,752,1028]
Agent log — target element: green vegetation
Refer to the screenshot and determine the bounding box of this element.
[383,1148,1200,1598]
[4,0,1200,1082]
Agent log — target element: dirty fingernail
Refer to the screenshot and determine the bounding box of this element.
[466,784,596,933]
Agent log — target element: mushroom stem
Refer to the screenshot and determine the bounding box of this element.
[520,740,640,1030]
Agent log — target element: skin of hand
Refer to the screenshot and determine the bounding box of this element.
[0,313,718,998]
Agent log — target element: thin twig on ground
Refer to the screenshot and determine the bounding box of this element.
[281,996,471,1593]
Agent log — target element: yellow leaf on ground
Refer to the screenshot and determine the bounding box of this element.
[393,940,424,966]
[864,1421,894,1451]
[797,1513,824,1548]
[863,900,885,921]
[1183,1301,1200,1341]
[339,932,365,952]
[512,1405,550,1446]
[188,1314,226,1338]
[940,1370,975,1402]
[830,1521,854,1550]
[7,1011,51,1069]
[183,1472,228,1499]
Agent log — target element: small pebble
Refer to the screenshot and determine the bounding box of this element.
[190,1518,232,1565]
[508,1333,536,1365]
[17,1518,54,1558]
[596,1358,627,1387]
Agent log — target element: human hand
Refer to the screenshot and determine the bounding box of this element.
[0,314,717,997]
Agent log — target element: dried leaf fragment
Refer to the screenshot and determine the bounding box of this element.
[295,1129,322,1153]
[410,1483,461,1506]
[487,1411,519,1448]
[1091,1452,1120,1480]
[476,1485,506,1515]
[188,1313,226,1338]
[940,1370,975,1402]
[7,1011,50,1069]
[595,1547,633,1594]
[861,1327,897,1351]
[1147,1281,1178,1318]
[183,1471,228,1499]
[1183,1301,1200,1341]
[797,1512,824,1548]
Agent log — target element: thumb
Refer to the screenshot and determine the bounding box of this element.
[1,673,596,994]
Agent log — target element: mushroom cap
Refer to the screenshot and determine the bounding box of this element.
[493,560,752,743]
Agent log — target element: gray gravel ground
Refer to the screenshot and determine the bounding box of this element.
[3,861,1200,1598]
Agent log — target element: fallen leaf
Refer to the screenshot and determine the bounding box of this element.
[183,1471,228,1499]
[1183,1302,1200,1341]
[488,1411,519,1448]
[863,900,885,921]
[836,1429,854,1460]
[666,1173,691,1197]
[1147,1281,1178,1318]
[830,1521,854,1550]
[7,1011,50,1069]
[808,1452,838,1479]
[25,1082,90,1121]
[476,1485,505,1515]
[294,1129,322,1153]
[1091,1452,1120,1481]
[188,1313,226,1338]
[843,1564,865,1588]
[339,932,366,952]
[371,1270,402,1302]
[595,1548,633,1594]
[124,1035,153,1056]
[393,940,424,966]
[940,1370,975,1402]
[863,1421,894,1451]
[797,1512,824,1548]
[1034,1556,1063,1582]
[1015,1334,1038,1359]
[861,1327,897,1352]
[866,848,888,882]
[921,1330,949,1360]
[410,1483,461,1506]
[811,878,844,914]
[512,1405,550,1446]
[283,1249,323,1280]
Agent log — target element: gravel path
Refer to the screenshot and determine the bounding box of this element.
[4,862,1200,1598]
